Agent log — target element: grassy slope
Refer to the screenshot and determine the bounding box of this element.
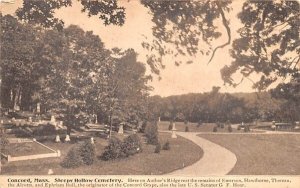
[2,132,203,175]
[199,134,300,175]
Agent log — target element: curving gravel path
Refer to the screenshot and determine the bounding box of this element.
[166,132,237,176]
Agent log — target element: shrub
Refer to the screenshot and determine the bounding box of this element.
[61,146,83,168]
[33,124,56,136]
[154,143,161,153]
[140,121,147,133]
[220,124,224,129]
[197,121,202,127]
[184,120,188,125]
[101,137,124,160]
[237,125,241,130]
[244,125,250,132]
[213,127,218,132]
[228,125,233,132]
[145,121,158,145]
[122,134,142,157]
[78,140,95,165]
[162,141,170,150]
[185,126,189,132]
[12,128,32,138]
[168,122,173,130]
[0,133,9,152]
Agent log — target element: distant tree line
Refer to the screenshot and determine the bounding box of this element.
[148,86,298,124]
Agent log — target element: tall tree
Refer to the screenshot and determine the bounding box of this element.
[0,14,43,110]
[221,1,299,90]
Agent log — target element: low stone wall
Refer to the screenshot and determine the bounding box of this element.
[2,139,61,162]
[5,151,60,162]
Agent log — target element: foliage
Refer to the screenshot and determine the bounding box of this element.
[168,121,173,131]
[78,140,95,165]
[222,1,299,90]
[162,141,170,150]
[228,125,233,132]
[144,121,159,145]
[33,124,56,136]
[121,134,142,157]
[213,127,218,132]
[101,137,124,161]
[154,143,161,154]
[16,0,125,30]
[61,146,83,168]
[237,125,241,131]
[185,126,189,132]
[101,134,142,160]
[244,125,250,132]
[0,133,9,152]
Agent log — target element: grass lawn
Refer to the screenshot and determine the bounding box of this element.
[199,134,300,175]
[3,142,55,157]
[2,132,203,175]
[158,121,247,133]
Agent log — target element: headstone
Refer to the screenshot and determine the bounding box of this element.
[65,135,71,142]
[0,120,3,124]
[55,135,61,142]
[48,169,54,175]
[91,137,94,144]
[12,117,16,121]
[28,117,32,122]
[95,115,98,124]
[118,124,124,134]
[50,115,56,123]
[158,117,161,122]
[33,138,36,141]
[171,122,177,138]
[37,103,41,114]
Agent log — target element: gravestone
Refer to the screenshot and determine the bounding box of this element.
[118,124,124,134]
[65,135,70,142]
[171,122,177,138]
[36,103,41,114]
[91,137,95,144]
[50,115,56,123]
[55,135,61,142]
[28,117,32,122]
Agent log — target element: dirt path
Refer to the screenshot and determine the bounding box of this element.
[166,132,237,176]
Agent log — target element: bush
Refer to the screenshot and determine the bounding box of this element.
[244,125,250,132]
[228,125,233,132]
[140,121,147,133]
[162,141,170,150]
[33,124,56,136]
[145,122,158,145]
[168,122,173,130]
[220,124,224,129]
[122,134,142,157]
[237,125,241,130]
[184,120,188,125]
[213,127,218,132]
[197,121,202,127]
[78,140,95,165]
[0,133,9,152]
[185,126,189,132]
[101,137,124,160]
[61,146,83,168]
[154,143,161,153]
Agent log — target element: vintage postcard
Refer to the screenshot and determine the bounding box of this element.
[0,0,299,188]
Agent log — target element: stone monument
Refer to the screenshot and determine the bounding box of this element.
[171,122,177,138]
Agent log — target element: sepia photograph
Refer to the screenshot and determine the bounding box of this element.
[0,0,299,187]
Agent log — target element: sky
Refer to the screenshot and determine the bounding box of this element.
[0,0,265,96]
